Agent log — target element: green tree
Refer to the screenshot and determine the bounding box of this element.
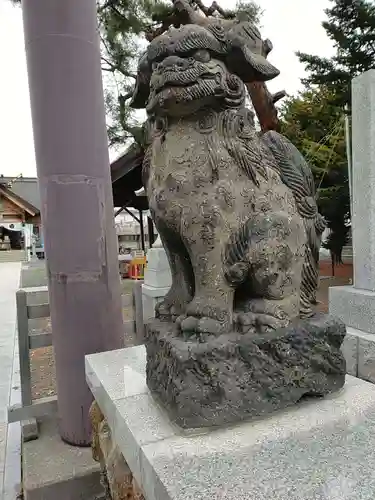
[280,86,350,263]
[297,0,375,109]
[98,0,171,149]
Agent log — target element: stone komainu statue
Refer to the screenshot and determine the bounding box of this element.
[132,14,325,335]
[130,3,346,428]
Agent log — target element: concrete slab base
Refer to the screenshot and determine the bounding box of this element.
[329,285,375,334]
[23,416,105,500]
[329,287,375,383]
[341,326,375,383]
[86,346,375,500]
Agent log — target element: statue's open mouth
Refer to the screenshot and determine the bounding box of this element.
[146,78,219,114]
[150,66,217,95]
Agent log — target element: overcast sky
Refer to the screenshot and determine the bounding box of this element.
[0,0,334,178]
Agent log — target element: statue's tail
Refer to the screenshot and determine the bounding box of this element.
[223,215,293,287]
[261,131,326,317]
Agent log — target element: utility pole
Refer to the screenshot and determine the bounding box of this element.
[22,0,124,445]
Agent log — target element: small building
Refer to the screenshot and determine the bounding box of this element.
[0,175,41,253]
[116,210,153,252]
[0,144,154,258]
[0,175,40,223]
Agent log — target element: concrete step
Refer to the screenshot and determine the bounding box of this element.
[0,250,27,263]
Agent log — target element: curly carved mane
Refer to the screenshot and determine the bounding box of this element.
[213,108,325,318]
[143,105,324,319]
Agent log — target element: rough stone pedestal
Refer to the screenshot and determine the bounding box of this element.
[146,315,346,428]
[330,70,375,385]
[142,238,171,323]
[86,346,375,500]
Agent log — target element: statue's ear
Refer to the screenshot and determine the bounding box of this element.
[129,52,151,109]
[225,21,279,82]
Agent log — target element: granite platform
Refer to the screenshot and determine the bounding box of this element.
[22,417,105,500]
[86,345,375,500]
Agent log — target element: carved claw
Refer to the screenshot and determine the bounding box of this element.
[156,299,186,321]
[155,299,173,320]
[178,315,230,336]
[235,299,290,334]
[235,312,287,334]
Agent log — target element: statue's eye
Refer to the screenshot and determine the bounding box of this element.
[193,50,211,63]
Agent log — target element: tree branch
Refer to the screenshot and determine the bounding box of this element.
[108,2,128,22]
[123,91,134,101]
[101,55,136,79]
[272,90,287,104]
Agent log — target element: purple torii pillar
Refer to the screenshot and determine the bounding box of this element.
[22,0,124,445]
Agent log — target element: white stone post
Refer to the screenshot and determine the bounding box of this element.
[330,70,375,380]
[142,236,171,323]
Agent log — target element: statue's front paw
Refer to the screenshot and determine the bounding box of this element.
[155,300,173,320]
[235,312,287,333]
[178,315,230,336]
[234,298,290,333]
[156,300,185,322]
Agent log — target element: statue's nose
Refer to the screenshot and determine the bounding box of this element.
[160,55,190,70]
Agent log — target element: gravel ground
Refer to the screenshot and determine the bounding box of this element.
[30,279,136,400]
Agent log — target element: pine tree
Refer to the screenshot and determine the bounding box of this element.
[98,0,170,149]
[297,0,375,109]
[280,87,350,263]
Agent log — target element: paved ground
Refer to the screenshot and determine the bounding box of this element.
[319,259,353,279]
[0,262,21,498]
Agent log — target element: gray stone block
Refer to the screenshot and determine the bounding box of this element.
[133,280,145,344]
[329,285,375,334]
[23,416,104,500]
[20,265,48,288]
[341,330,358,377]
[142,284,170,323]
[22,418,38,442]
[338,327,375,382]
[143,247,171,289]
[86,346,375,500]
[86,347,147,433]
[351,70,375,291]
[358,331,375,384]
[24,286,49,306]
